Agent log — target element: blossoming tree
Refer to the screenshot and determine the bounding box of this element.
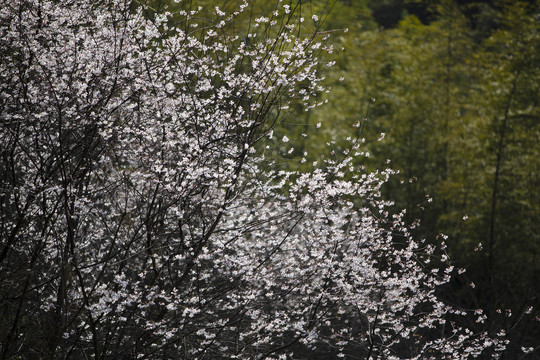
[0,0,505,358]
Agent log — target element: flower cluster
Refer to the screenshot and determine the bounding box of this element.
[0,1,505,359]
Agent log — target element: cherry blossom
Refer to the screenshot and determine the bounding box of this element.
[0,1,506,359]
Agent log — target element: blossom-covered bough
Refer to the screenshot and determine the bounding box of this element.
[0,0,506,358]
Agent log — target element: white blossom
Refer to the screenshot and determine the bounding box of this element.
[0,1,507,359]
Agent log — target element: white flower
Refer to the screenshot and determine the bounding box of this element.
[215,6,225,16]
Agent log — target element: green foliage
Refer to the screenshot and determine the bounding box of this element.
[283,0,540,356]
